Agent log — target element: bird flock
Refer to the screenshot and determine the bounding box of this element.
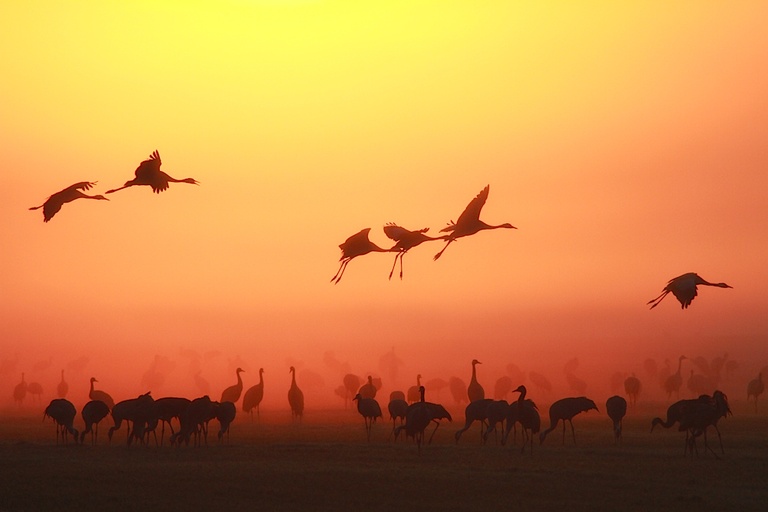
[15,352,753,461]
[29,150,198,222]
[25,150,742,458]
[30,151,733,307]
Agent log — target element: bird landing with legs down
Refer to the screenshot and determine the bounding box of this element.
[433,185,516,261]
[331,228,394,284]
[105,150,199,194]
[382,223,447,280]
[647,272,732,310]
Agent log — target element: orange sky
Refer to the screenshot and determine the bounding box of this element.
[2,1,767,411]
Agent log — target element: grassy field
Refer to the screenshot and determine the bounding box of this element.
[1,404,767,512]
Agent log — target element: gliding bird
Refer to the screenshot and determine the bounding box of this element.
[434,185,516,261]
[647,272,732,310]
[105,150,198,194]
[29,181,108,222]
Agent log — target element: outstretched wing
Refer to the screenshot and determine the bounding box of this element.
[64,181,97,193]
[455,185,490,226]
[383,223,412,242]
[135,150,162,179]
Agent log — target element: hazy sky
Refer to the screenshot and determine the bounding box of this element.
[2,1,767,409]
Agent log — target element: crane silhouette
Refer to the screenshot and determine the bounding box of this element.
[353,393,382,442]
[382,223,445,279]
[647,272,732,309]
[105,150,198,194]
[433,185,516,260]
[358,375,378,399]
[680,390,731,457]
[467,359,485,402]
[13,373,27,407]
[663,356,686,400]
[44,399,79,444]
[221,367,245,404]
[394,386,433,454]
[288,366,304,422]
[387,394,409,439]
[216,401,237,443]
[539,396,598,445]
[80,399,110,445]
[89,377,115,410]
[331,228,393,284]
[747,372,764,413]
[29,181,108,222]
[623,374,641,405]
[57,370,68,398]
[407,374,422,404]
[243,368,265,421]
[606,395,627,443]
[503,385,540,454]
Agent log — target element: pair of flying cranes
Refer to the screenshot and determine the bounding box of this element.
[30,151,731,310]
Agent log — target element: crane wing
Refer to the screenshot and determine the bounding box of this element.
[383,223,428,242]
[455,185,490,226]
[383,223,408,241]
[134,150,162,178]
[65,181,96,193]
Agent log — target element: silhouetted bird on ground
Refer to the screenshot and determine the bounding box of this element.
[89,377,115,410]
[353,393,382,441]
[747,373,764,413]
[80,399,110,445]
[606,395,627,443]
[647,272,732,309]
[434,185,516,260]
[382,223,445,279]
[57,370,69,398]
[221,367,245,404]
[30,181,108,222]
[288,366,304,422]
[539,396,598,445]
[663,356,687,400]
[243,368,265,421]
[467,359,485,403]
[624,374,641,405]
[44,399,78,444]
[331,228,392,284]
[503,385,540,454]
[105,150,198,194]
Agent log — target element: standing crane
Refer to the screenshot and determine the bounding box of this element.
[331,228,392,284]
[467,359,485,403]
[382,223,445,279]
[221,367,245,404]
[606,395,627,443]
[288,366,304,422]
[747,373,764,413]
[57,370,69,398]
[539,396,598,445]
[663,356,687,400]
[433,185,516,260]
[89,377,115,410]
[105,150,198,194]
[243,368,265,421]
[353,393,382,442]
[29,181,108,222]
[647,272,732,309]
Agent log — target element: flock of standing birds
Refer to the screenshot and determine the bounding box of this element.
[19,353,763,459]
[27,150,745,456]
